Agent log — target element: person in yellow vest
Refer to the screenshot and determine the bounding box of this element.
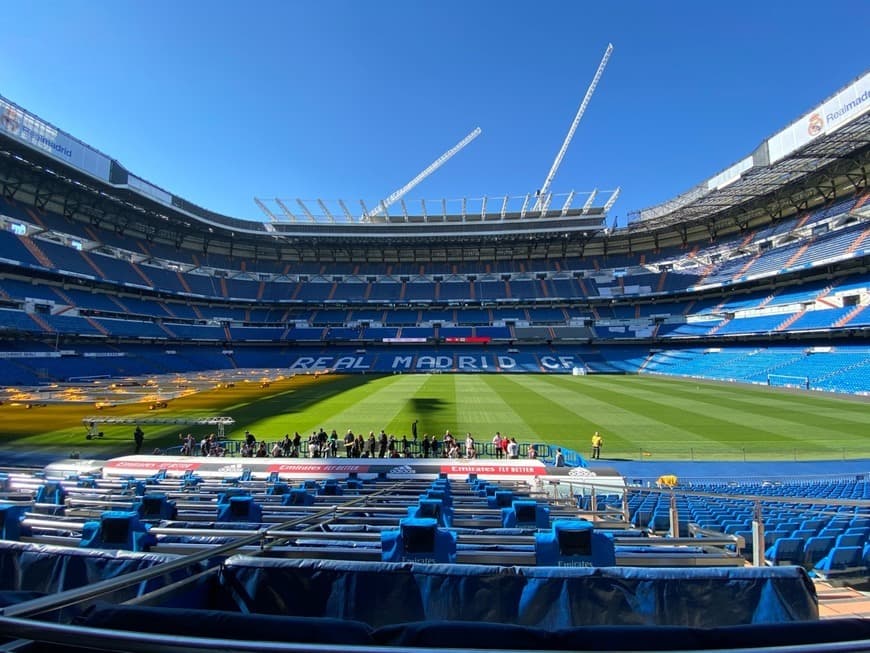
[591,431,603,459]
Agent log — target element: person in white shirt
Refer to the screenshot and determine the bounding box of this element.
[492,432,503,459]
[465,433,476,459]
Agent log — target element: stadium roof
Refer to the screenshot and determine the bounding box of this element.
[0,72,867,257]
[624,111,870,236]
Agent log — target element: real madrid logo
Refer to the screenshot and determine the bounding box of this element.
[807,112,823,137]
[1,107,21,133]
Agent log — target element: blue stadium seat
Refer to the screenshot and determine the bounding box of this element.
[381,518,457,564]
[217,496,263,523]
[813,546,865,578]
[802,536,836,568]
[835,533,866,548]
[765,537,804,566]
[502,500,550,529]
[79,511,156,552]
[534,519,615,567]
[0,504,28,541]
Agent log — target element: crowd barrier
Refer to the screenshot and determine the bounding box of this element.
[213,557,817,628]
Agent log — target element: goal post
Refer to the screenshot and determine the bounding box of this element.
[767,374,809,390]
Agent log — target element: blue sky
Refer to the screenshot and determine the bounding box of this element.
[1,1,868,227]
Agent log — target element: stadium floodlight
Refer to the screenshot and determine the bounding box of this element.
[254,198,279,222]
[534,44,613,211]
[275,199,298,222]
[560,191,576,216]
[603,187,621,213]
[296,199,317,222]
[441,198,448,221]
[316,199,335,223]
[363,127,482,221]
[461,197,467,220]
[581,189,599,214]
[500,195,509,220]
[338,199,355,223]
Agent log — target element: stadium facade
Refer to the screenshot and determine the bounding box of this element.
[0,72,867,394]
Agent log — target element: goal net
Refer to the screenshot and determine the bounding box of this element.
[767,374,809,390]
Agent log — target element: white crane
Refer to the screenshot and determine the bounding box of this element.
[534,44,613,212]
[363,127,482,221]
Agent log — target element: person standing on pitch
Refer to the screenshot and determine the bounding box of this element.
[411,419,418,441]
[591,431,603,460]
[133,426,144,454]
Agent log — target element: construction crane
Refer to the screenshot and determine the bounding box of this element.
[363,127,482,221]
[534,44,613,212]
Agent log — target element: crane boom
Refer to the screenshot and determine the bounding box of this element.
[534,44,612,210]
[364,127,481,221]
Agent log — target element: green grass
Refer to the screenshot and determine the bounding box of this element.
[1,374,868,462]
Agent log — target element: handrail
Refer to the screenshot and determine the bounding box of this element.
[5,479,414,618]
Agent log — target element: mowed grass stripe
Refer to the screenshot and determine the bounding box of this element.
[259,374,429,438]
[399,374,460,437]
[627,376,870,439]
[637,376,870,433]
[452,375,538,440]
[490,375,623,451]
[580,376,864,454]
[588,377,870,457]
[545,375,823,452]
[528,375,736,451]
[2,373,869,462]
[384,374,456,438]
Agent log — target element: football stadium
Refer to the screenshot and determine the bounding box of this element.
[0,20,869,652]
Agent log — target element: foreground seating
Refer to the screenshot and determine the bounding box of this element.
[71,604,870,651]
[215,557,817,627]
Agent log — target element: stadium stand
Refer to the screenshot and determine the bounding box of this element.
[0,66,869,653]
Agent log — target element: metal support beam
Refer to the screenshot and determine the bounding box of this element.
[481,195,487,219]
[538,193,553,217]
[296,199,317,222]
[560,190,576,216]
[535,44,613,210]
[520,193,530,218]
[603,187,621,213]
[316,199,335,223]
[253,198,279,222]
[581,189,598,214]
[500,195,509,220]
[338,199,355,223]
[274,199,298,222]
[364,127,481,221]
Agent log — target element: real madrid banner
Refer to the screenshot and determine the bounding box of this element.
[767,72,870,164]
[0,95,112,182]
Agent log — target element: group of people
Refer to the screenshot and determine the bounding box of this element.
[490,432,522,459]
[139,421,606,463]
[240,429,341,458]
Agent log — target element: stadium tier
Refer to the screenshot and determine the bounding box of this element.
[0,178,867,393]
[1,34,870,653]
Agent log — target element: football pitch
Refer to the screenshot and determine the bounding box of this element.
[1,373,868,464]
